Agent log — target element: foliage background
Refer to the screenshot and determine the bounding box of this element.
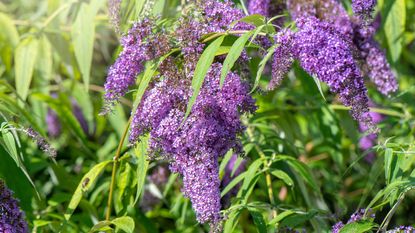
[0,0,415,232]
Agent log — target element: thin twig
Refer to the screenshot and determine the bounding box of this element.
[105,117,131,220]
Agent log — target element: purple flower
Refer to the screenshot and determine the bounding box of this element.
[387,226,415,233]
[352,0,377,21]
[130,63,256,225]
[269,29,295,89]
[271,16,374,130]
[354,33,398,95]
[46,109,61,138]
[332,209,375,233]
[286,0,398,96]
[71,99,89,135]
[102,18,166,114]
[248,0,271,16]
[0,180,28,233]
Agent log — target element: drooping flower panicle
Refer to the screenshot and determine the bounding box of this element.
[271,16,374,130]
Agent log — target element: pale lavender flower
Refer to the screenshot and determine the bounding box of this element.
[387,226,415,233]
[108,0,121,33]
[0,180,28,233]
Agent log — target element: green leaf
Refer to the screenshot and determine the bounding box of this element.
[135,0,146,19]
[311,75,326,101]
[383,0,406,63]
[0,12,19,71]
[35,35,53,83]
[72,0,104,91]
[268,210,295,226]
[133,136,149,205]
[0,13,19,47]
[64,160,112,221]
[239,14,266,27]
[249,210,267,233]
[183,35,225,122]
[270,169,294,186]
[275,155,319,191]
[221,171,247,197]
[88,221,112,233]
[339,221,375,233]
[131,61,158,115]
[15,37,38,103]
[112,216,135,233]
[252,44,277,92]
[220,30,254,88]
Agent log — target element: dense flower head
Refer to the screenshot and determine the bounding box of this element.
[352,0,377,21]
[130,62,255,226]
[269,29,295,89]
[285,0,398,96]
[102,18,170,114]
[354,30,398,95]
[270,16,374,130]
[0,180,28,233]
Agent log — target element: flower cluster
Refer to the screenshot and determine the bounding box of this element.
[0,180,28,233]
[25,127,57,158]
[352,0,377,21]
[285,0,397,96]
[130,62,255,225]
[102,18,171,114]
[108,1,257,229]
[271,16,373,129]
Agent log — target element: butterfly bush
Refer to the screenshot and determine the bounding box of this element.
[102,18,170,114]
[103,0,399,229]
[271,16,373,129]
[111,0,256,228]
[286,0,397,96]
[0,180,28,233]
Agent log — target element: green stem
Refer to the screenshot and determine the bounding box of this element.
[201,30,266,43]
[246,126,277,219]
[105,117,131,221]
[330,104,407,118]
